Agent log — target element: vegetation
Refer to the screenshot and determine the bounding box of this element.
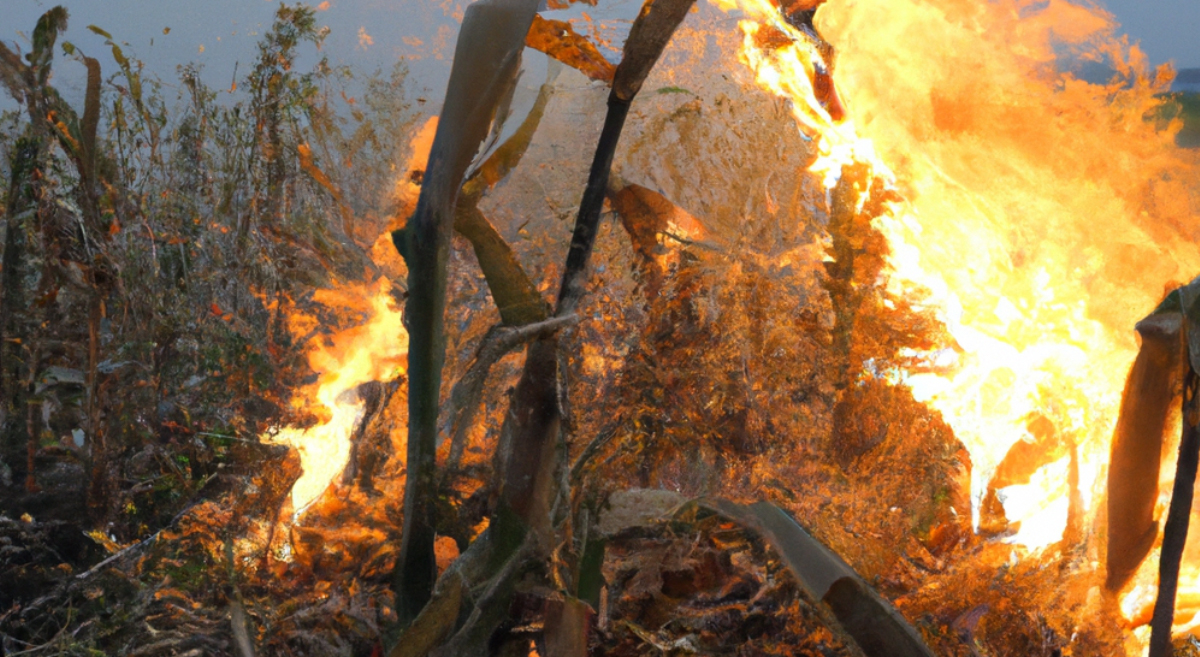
[0,3,414,534]
[1156,91,1200,148]
[0,2,1150,656]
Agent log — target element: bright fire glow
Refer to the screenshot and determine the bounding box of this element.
[714,0,1200,628]
[265,116,433,517]
[265,279,407,513]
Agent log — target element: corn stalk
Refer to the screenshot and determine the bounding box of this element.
[0,7,114,519]
[391,0,542,623]
[388,0,698,653]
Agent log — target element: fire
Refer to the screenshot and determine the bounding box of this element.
[265,279,407,513]
[251,0,1200,635]
[810,0,1200,549]
[264,116,434,517]
[717,0,1200,627]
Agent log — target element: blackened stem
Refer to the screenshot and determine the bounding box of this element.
[554,94,631,316]
[1149,368,1200,657]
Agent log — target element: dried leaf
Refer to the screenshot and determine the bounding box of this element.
[688,499,935,657]
[1106,307,1184,591]
[298,142,343,202]
[525,15,615,83]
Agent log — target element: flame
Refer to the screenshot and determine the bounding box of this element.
[265,279,407,513]
[716,0,1200,596]
[812,0,1200,550]
[264,115,435,516]
[395,116,439,211]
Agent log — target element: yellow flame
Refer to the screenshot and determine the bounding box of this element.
[816,0,1200,553]
[266,279,407,513]
[719,0,1200,566]
[265,114,433,518]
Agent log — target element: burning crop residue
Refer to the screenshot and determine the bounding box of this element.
[261,118,436,518]
[818,0,1200,552]
[717,0,1200,638]
[222,0,1200,645]
[13,1,1200,653]
[264,279,408,514]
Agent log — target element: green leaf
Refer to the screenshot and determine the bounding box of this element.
[1150,287,1182,316]
[109,42,129,70]
[61,41,76,56]
[30,7,68,82]
[576,537,606,609]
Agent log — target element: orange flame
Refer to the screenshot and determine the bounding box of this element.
[266,116,435,517]
[719,0,1200,573]
[265,279,407,514]
[814,0,1200,570]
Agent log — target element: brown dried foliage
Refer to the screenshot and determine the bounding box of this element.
[527,15,617,83]
[597,509,863,656]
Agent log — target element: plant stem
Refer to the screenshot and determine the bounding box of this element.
[1149,369,1200,657]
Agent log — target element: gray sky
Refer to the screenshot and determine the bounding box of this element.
[1,0,1198,111]
[1098,0,1200,68]
[0,0,471,111]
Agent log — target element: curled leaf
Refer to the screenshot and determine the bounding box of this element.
[86,25,113,39]
[525,15,615,83]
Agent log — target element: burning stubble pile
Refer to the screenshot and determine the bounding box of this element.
[3,0,1200,655]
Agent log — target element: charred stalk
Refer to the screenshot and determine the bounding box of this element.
[497,0,698,536]
[480,1,699,652]
[485,90,635,552]
[443,315,577,476]
[1149,369,1200,657]
[392,0,541,623]
[389,2,698,653]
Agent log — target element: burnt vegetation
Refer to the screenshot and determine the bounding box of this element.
[0,2,1152,656]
